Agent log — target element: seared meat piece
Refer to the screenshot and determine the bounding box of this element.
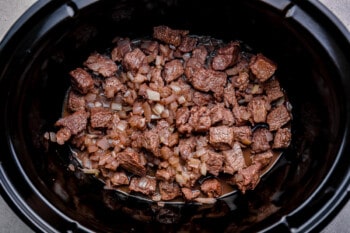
[156,120,172,146]
[212,42,240,71]
[232,126,252,145]
[156,167,176,182]
[128,115,146,130]
[222,142,246,175]
[247,96,271,123]
[263,78,284,102]
[122,48,146,73]
[233,106,252,126]
[90,107,113,128]
[234,163,261,193]
[178,36,198,53]
[192,46,208,64]
[206,150,224,176]
[188,106,211,132]
[273,128,292,149]
[111,38,132,62]
[223,83,237,108]
[140,40,159,55]
[153,25,189,46]
[209,126,234,150]
[159,181,181,201]
[110,172,129,186]
[251,128,273,153]
[249,53,277,82]
[200,178,222,198]
[103,76,125,98]
[55,127,71,145]
[84,53,118,77]
[184,57,202,80]
[192,91,212,106]
[251,150,274,168]
[231,72,250,91]
[210,104,235,126]
[141,130,160,156]
[68,90,85,112]
[163,59,184,83]
[176,107,192,134]
[69,68,94,94]
[181,187,201,201]
[267,105,291,131]
[191,68,227,99]
[55,110,89,135]
[178,137,196,160]
[117,148,146,176]
[129,176,157,195]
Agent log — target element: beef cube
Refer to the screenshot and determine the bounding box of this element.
[234,163,261,193]
[110,172,129,186]
[153,25,188,46]
[222,142,246,175]
[247,96,271,123]
[192,46,208,64]
[178,137,196,160]
[212,42,239,71]
[55,127,71,145]
[209,126,234,150]
[178,36,198,52]
[191,68,227,99]
[200,178,222,198]
[223,83,237,108]
[140,40,159,55]
[159,181,181,201]
[141,130,160,156]
[55,110,89,135]
[231,72,249,91]
[129,176,157,196]
[68,90,85,112]
[232,126,252,145]
[176,107,192,134]
[84,53,118,77]
[249,53,277,82]
[192,91,213,106]
[210,104,235,126]
[117,148,147,176]
[69,68,94,94]
[184,57,202,80]
[251,150,274,168]
[90,107,113,128]
[156,167,176,182]
[267,105,291,131]
[103,76,125,98]
[181,187,201,201]
[233,106,252,126]
[156,120,172,146]
[128,115,146,130]
[206,150,224,176]
[263,78,284,102]
[273,128,292,149]
[251,128,273,153]
[188,106,211,132]
[150,67,164,87]
[111,38,132,62]
[163,59,184,83]
[122,48,146,73]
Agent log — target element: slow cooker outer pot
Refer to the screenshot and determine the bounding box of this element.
[1,0,350,232]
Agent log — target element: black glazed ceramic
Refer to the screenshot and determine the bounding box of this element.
[1,0,350,232]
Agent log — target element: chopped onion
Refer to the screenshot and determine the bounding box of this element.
[151,114,161,120]
[81,168,100,176]
[200,163,207,176]
[169,84,181,93]
[116,120,128,131]
[152,103,164,115]
[146,89,160,101]
[177,95,186,104]
[134,73,147,83]
[127,71,134,81]
[94,101,102,107]
[194,197,217,204]
[111,102,122,111]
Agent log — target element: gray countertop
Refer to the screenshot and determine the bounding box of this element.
[1,0,350,232]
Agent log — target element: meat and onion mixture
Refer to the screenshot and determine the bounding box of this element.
[46,26,292,203]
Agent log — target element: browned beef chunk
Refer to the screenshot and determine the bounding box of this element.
[128,115,146,130]
[176,107,192,134]
[68,90,85,112]
[231,72,249,91]
[184,57,202,80]
[140,40,159,55]
[222,142,246,175]
[192,91,212,106]
[206,150,224,176]
[159,181,181,201]
[122,48,146,74]
[181,187,201,201]
[111,38,132,62]
[249,53,277,82]
[117,148,146,176]
[273,128,292,149]
[69,68,94,94]
[188,106,211,132]
[191,68,227,99]
[251,150,273,168]
[212,42,239,71]
[55,127,71,145]
[153,25,188,46]
[267,105,291,131]
[141,130,160,156]
[103,76,125,98]
[90,107,113,128]
[129,176,157,195]
[178,36,198,53]
[163,59,184,83]
[210,104,234,126]
[251,128,273,153]
[84,53,118,77]
[55,110,89,135]
[110,171,129,186]
[247,96,271,123]
[263,78,284,102]
[209,126,234,150]
[234,163,261,193]
[178,137,196,160]
[155,120,172,146]
[232,126,252,145]
[233,106,252,126]
[192,46,208,64]
[156,166,176,182]
[200,178,222,198]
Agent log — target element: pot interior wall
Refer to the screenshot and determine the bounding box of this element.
[3,0,346,232]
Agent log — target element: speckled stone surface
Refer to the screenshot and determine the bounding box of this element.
[0,0,349,232]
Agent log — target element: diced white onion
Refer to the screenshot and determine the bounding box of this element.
[146,89,160,101]
[152,103,164,115]
[111,102,122,111]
